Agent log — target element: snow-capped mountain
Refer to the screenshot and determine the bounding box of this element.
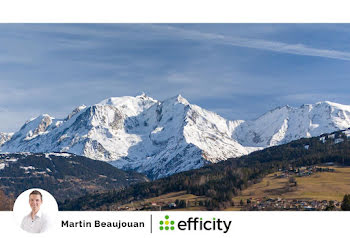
[0,132,13,147]
[0,94,247,179]
[233,101,350,147]
[1,95,350,179]
[109,94,248,178]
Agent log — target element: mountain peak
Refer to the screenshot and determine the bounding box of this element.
[136,92,149,98]
[2,95,350,179]
[9,114,55,143]
[65,105,87,121]
[25,114,53,125]
[165,94,189,105]
[97,95,158,117]
[314,101,350,111]
[234,100,350,147]
[99,94,157,105]
[272,101,350,112]
[177,94,189,104]
[315,101,332,106]
[318,100,346,106]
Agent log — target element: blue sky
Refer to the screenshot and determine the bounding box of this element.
[1,24,350,132]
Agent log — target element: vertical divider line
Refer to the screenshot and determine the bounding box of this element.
[151,214,152,233]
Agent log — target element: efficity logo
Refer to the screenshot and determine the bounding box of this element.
[158,215,232,233]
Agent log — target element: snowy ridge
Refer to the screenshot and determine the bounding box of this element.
[109,94,249,178]
[1,95,350,179]
[0,94,248,179]
[0,132,13,146]
[233,101,350,147]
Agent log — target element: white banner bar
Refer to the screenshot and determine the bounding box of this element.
[1,211,349,238]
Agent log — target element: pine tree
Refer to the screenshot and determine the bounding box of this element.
[341,194,350,211]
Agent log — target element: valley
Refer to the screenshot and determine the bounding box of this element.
[100,165,350,211]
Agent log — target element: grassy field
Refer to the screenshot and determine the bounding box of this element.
[117,191,208,210]
[233,166,350,204]
[117,165,350,211]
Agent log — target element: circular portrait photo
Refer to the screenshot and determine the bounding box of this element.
[13,188,58,233]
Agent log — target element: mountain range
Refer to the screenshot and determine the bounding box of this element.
[1,94,350,179]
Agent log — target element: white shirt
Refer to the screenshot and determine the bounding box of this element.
[20,209,48,233]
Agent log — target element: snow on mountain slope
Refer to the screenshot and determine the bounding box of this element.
[1,95,350,179]
[1,94,247,179]
[0,132,13,147]
[107,95,249,178]
[183,102,247,163]
[233,101,350,147]
[1,94,158,162]
[98,93,157,117]
[0,94,248,179]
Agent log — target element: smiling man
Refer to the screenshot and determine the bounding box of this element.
[20,190,48,233]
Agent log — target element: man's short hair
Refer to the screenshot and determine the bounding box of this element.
[29,190,42,200]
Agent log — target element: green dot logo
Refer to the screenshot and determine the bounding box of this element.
[159,215,175,231]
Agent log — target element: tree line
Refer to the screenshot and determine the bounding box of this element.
[60,131,350,210]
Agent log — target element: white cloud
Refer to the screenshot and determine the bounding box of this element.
[148,25,350,61]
